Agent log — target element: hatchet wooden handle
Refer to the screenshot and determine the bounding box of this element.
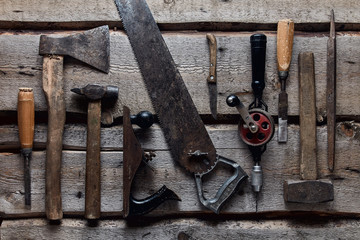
[277,19,294,73]
[85,100,101,219]
[42,55,65,220]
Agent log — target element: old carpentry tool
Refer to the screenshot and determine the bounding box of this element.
[227,34,275,193]
[71,84,118,220]
[114,0,248,214]
[277,19,295,143]
[123,106,180,218]
[283,52,334,203]
[39,25,110,220]
[17,88,35,207]
[206,33,217,120]
[327,10,336,172]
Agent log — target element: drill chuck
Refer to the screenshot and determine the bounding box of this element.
[251,164,263,193]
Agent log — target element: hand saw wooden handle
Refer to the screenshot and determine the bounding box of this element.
[277,19,295,72]
[42,55,65,220]
[18,88,35,149]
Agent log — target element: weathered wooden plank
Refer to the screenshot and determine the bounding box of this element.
[0,123,359,215]
[0,0,359,27]
[0,31,360,118]
[2,218,360,240]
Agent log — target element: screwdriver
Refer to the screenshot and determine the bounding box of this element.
[17,88,35,207]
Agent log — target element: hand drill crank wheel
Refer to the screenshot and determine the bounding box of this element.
[238,109,274,147]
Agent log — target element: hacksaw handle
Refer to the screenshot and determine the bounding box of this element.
[277,19,295,72]
[250,34,267,98]
[42,55,65,220]
[17,88,35,149]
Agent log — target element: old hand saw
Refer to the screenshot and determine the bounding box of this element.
[114,0,248,213]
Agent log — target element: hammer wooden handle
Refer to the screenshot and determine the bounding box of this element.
[42,55,65,220]
[18,88,35,149]
[85,100,101,219]
[277,19,295,72]
[298,52,317,180]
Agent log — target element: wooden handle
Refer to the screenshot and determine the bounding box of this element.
[85,100,101,219]
[277,19,295,72]
[42,55,65,220]
[298,52,317,180]
[17,88,35,149]
[206,33,217,83]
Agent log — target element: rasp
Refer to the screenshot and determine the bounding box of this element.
[277,19,294,143]
[327,10,336,172]
[114,0,247,213]
[206,33,217,120]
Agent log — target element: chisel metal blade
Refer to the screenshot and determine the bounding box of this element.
[208,82,217,120]
[278,90,288,142]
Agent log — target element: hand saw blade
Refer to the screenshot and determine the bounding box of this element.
[114,0,216,174]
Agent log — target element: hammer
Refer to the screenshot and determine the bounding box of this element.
[71,84,118,220]
[39,26,110,220]
[284,52,334,203]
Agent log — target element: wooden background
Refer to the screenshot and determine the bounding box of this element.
[1,0,360,239]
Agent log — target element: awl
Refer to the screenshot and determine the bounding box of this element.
[327,10,336,172]
[277,19,294,143]
[17,88,35,207]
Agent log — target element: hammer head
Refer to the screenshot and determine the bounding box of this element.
[71,84,118,101]
[39,25,110,73]
[284,180,334,203]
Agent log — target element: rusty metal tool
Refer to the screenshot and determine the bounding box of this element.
[277,19,295,143]
[39,25,110,220]
[71,84,118,220]
[206,33,217,120]
[284,52,334,203]
[123,106,180,218]
[17,88,35,207]
[327,10,336,172]
[114,0,248,214]
[227,34,275,193]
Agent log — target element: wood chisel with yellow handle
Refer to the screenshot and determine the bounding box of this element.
[277,19,294,143]
[17,87,35,207]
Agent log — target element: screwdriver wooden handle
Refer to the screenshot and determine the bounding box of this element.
[18,88,35,149]
[277,19,295,72]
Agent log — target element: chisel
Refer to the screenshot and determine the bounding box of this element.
[17,88,35,207]
[277,19,294,143]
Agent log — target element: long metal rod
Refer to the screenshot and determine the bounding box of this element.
[327,10,336,172]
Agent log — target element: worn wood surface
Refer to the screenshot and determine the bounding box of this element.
[0,31,360,119]
[1,0,360,30]
[0,123,359,216]
[2,218,360,240]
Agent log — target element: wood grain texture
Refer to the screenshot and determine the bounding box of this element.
[42,56,65,220]
[2,219,360,240]
[0,32,360,118]
[298,52,317,180]
[0,0,359,26]
[0,124,359,216]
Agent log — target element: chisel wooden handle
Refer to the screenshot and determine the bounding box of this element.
[18,88,35,149]
[206,33,217,83]
[277,19,294,73]
[42,55,65,220]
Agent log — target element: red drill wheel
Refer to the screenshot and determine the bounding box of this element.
[238,109,275,146]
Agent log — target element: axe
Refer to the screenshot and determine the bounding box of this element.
[39,26,110,220]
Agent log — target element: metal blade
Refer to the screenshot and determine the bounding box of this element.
[208,82,217,120]
[114,0,216,174]
[327,9,336,172]
[39,25,110,73]
[278,90,288,142]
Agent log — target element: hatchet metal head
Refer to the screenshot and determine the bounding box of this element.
[39,25,110,73]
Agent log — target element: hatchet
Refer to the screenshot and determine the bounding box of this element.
[39,25,110,220]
